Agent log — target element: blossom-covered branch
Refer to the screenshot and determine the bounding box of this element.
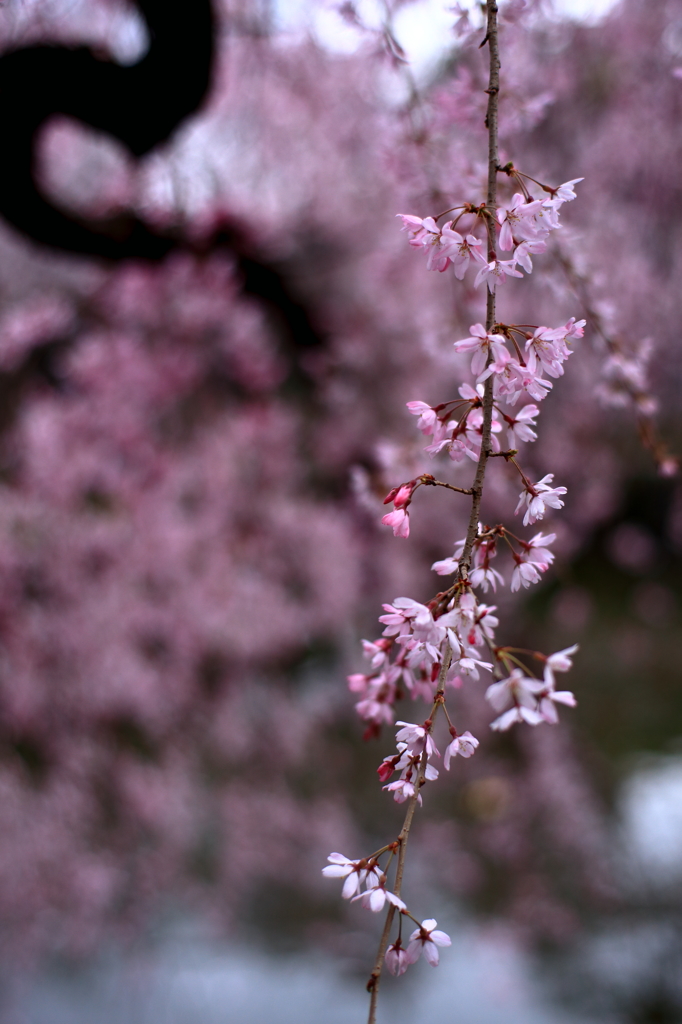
[323,3,586,1020]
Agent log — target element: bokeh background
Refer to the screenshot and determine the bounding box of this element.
[0,0,682,1021]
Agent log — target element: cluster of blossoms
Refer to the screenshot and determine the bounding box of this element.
[432,524,557,593]
[349,592,495,731]
[329,174,582,993]
[382,307,584,541]
[349,587,577,734]
[326,11,583,1015]
[328,168,583,1000]
[322,712,468,975]
[398,173,582,292]
[324,846,452,974]
[374,174,582,734]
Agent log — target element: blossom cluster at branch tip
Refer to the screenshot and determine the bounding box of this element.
[339,157,585,997]
[386,919,452,975]
[348,591,500,729]
[400,313,582,481]
[432,525,557,596]
[398,176,582,291]
[515,473,567,526]
[485,645,578,730]
[322,853,408,915]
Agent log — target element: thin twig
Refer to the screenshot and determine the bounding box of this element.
[424,478,473,495]
[367,7,500,1019]
[458,0,499,580]
[366,645,452,1024]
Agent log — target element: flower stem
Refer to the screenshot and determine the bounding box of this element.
[366,644,453,1024]
[458,0,499,581]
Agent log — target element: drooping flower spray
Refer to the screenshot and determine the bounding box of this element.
[323,4,583,1020]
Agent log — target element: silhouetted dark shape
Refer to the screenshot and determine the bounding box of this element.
[0,0,214,259]
[0,1,326,362]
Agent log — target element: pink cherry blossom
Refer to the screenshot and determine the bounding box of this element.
[525,322,579,378]
[384,482,415,509]
[381,507,410,538]
[352,882,406,913]
[538,688,578,724]
[347,672,372,693]
[439,227,483,279]
[460,406,503,455]
[362,638,392,667]
[507,361,554,402]
[470,565,505,592]
[355,696,396,726]
[515,473,567,525]
[396,214,438,249]
[513,237,547,273]
[510,561,542,590]
[382,480,418,537]
[486,669,545,730]
[451,647,493,679]
[489,705,544,730]
[484,357,525,403]
[473,256,524,292]
[406,919,452,966]
[431,554,459,575]
[537,197,563,231]
[386,940,411,976]
[505,403,539,446]
[377,745,407,782]
[550,316,586,342]
[443,730,479,768]
[395,720,440,757]
[553,177,584,202]
[322,853,377,899]
[383,777,417,802]
[406,401,438,435]
[453,323,509,377]
[497,193,546,250]
[383,770,441,804]
[510,530,556,591]
[425,434,478,462]
[396,215,452,272]
[543,644,578,686]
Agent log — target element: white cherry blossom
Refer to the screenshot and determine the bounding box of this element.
[386,940,411,976]
[444,731,479,768]
[503,402,539,446]
[322,853,380,899]
[544,644,578,686]
[454,323,509,377]
[553,177,583,202]
[406,919,452,966]
[473,256,524,292]
[440,227,483,279]
[497,193,546,250]
[515,474,567,525]
[352,883,406,913]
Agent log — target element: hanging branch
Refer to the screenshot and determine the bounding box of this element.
[324,4,584,1020]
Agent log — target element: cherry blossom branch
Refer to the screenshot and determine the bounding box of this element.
[423,477,473,496]
[366,644,452,1024]
[369,10,499,1014]
[326,0,584,1013]
[457,0,499,580]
